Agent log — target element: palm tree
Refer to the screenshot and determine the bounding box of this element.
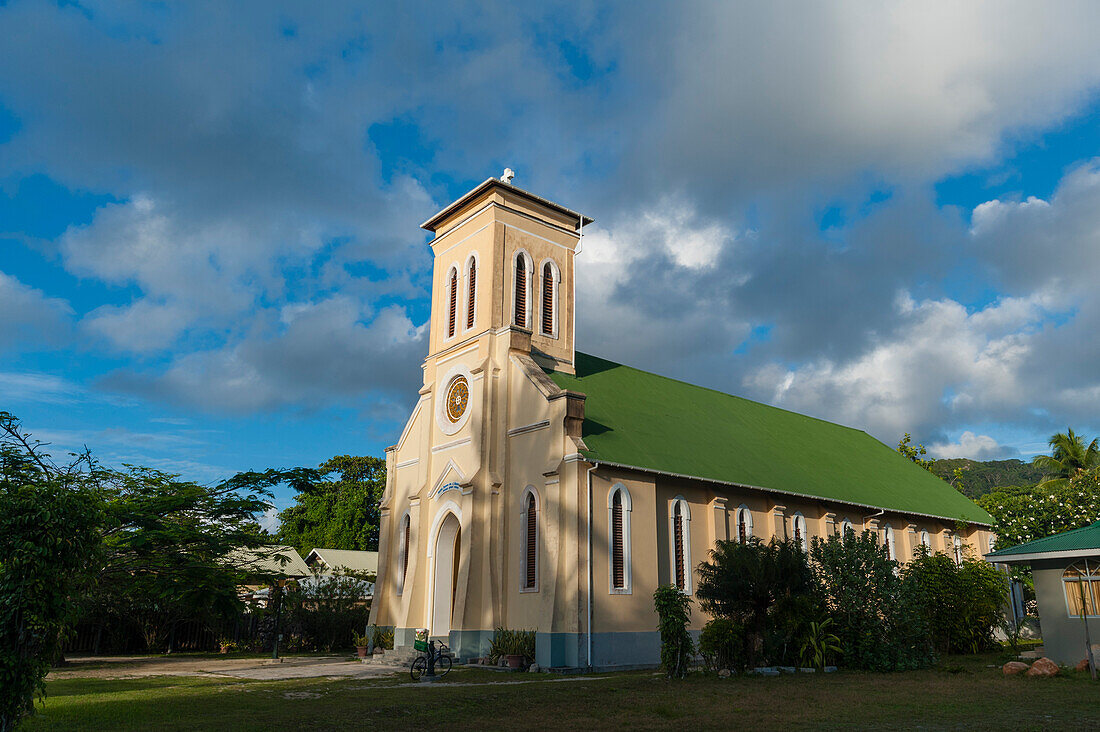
[1032,428,1100,489]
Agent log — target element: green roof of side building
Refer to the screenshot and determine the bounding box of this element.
[986,521,1100,562]
[549,352,992,526]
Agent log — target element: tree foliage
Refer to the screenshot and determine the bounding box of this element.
[978,471,1100,551]
[903,549,1007,654]
[276,455,385,553]
[1033,428,1100,490]
[653,585,694,678]
[695,537,814,667]
[79,465,313,652]
[0,413,102,732]
[809,531,933,671]
[897,433,934,471]
[929,458,1044,499]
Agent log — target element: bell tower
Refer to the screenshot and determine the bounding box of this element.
[420,174,591,375]
[370,173,592,660]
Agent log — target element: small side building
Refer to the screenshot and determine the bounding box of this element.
[305,548,379,577]
[986,521,1100,666]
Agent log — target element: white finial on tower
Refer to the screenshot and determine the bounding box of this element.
[501,167,515,184]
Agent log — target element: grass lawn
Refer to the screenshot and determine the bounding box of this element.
[23,653,1100,731]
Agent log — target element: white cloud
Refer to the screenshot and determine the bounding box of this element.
[0,271,72,350]
[927,431,1013,460]
[103,299,427,413]
[745,291,1061,441]
[82,299,195,353]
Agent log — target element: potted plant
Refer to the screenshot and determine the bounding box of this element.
[353,631,370,659]
[489,628,536,670]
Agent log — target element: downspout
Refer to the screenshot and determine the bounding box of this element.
[572,215,583,369]
[586,463,597,668]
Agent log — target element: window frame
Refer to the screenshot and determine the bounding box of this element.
[520,486,540,593]
[1063,559,1100,618]
[512,250,533,329]
[840,517,854,536]
[736,504,753,543]
[792,511,808,552]
[539,258,560,338]
[464,253,479,332]
[608,483,633,595]
[883,523,896,561]
[445,264,459,340]
[397,511,411,596]
[669,496,692,595]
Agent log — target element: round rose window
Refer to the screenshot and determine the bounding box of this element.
[445,375,469,423]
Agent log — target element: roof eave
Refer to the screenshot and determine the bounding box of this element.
[421,177,594,232]
[985,547,1100,564]
[586,457,993,528]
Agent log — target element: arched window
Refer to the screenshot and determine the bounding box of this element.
[736,505,753,543]
[840,518,854,536]
[953,535,963,565]
[608,484,632,593]
[920,529,931,551]
[521,488,538,591]
[398,512,411,595]
[987,535,996,554]
[1063,560,1100,617]
[540,260,557,336]
[792,512,808,552]
[513,252,531,328]
[446,267,458,339]
[465,257,477,330]
[883,523,896,561]
[670,497,691,594]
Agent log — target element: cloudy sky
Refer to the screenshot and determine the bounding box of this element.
[3,1,1100,509]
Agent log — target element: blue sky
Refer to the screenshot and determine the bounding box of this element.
[4,2,1100,516]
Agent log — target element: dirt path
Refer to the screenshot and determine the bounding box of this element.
[50,655,407,681]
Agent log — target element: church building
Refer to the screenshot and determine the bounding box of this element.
[366,176,994,669]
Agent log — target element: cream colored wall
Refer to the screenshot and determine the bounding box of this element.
[580,467,996,634]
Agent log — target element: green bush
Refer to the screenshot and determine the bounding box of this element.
[653,585,694,678]
[695,537,814,667]
[903,548,1007,654]
[369,625,394,650]
[698,618,745,673]
[283,569,373,651]
[488,628,535,663]
[809,530,934,671]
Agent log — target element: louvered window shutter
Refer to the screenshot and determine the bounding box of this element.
[448,270,457,338]
[402,517,410,588]
[515,257,527,327]
[541,262,554,334]
[612,491,624,589]
[673,504,685,590]
[466,261,476,329]
[525,494,537,589]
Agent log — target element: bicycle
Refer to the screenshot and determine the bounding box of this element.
[410,639,453,680]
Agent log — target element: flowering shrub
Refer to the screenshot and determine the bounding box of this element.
[978,471,1100,549]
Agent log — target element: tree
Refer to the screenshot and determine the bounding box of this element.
[695,537,813,667]
[903,549,1007,654]
[1033,428,1100,490]
[277,455,385,553]
[978,471,1100,551]
[809,530,933,671]
[0,413,102,732]
[81,465,317,653]
[897,433,934,471]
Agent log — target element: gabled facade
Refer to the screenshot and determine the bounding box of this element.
[367,177,995,669]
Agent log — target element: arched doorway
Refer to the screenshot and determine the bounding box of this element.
[431,512,461,638]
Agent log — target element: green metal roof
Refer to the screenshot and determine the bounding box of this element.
[549,352,992,525]
[987,521,1100,559]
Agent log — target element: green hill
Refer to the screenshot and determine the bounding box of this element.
[930,458,1045,499]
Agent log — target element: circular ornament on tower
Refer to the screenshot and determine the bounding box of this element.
[446,376,469,423]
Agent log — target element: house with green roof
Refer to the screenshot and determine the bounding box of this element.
[988,522,1100,666]
[368,176,994,669]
